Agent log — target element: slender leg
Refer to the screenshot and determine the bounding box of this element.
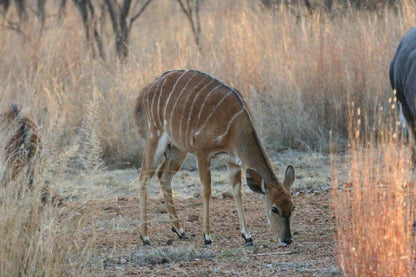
[228,162,254,246]
[196,154,212,245]
[139,135,163,246]
[157,144,188,239]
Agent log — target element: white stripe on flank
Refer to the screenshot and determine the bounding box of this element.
[196,84,224,124]
[215,109,244,143]
[178,75,209,142]
[149,78,163,127]
[197,91,233,134]
[169,71,198,136]
[157,76,170,127]
[184,79,216,144]
[145,83,157,127]
[163,70,189,129]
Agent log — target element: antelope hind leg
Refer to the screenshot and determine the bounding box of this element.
[138,136,163,246]
[157,144,188,240]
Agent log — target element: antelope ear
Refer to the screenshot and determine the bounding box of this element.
[283,165,295,190]
[246,168,266,194]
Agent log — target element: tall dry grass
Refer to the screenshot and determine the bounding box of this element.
[331,100,416,276]
[0,157,102,275]
[0,0,416,274]
[1,1,415,164]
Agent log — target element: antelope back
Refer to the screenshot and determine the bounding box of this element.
[136,70,250,151]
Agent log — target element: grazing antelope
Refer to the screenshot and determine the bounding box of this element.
[390,27,416,165]
[135,69,295,246]
[0,104,58,204]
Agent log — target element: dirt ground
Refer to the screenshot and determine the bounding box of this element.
[59,150,341,276]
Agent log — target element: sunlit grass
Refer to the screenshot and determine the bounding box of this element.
[331,105,416,276]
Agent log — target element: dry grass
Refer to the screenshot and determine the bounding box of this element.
[0,0,416,275]
[0,167,99,275]
[331,104,416,276]
[1,1,415,162]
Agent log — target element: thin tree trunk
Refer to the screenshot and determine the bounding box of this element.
[176,0,202,53]
[37,0,46,32]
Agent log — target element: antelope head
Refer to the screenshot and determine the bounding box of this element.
[246,165,295,245]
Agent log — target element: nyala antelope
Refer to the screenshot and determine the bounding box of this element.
[135,70,295,246]
[0,104,57,204]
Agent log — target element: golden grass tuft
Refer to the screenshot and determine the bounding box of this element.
[331,105,416,276]
[0,167,100,275]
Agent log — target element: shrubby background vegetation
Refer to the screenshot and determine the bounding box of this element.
[0,0,415,275]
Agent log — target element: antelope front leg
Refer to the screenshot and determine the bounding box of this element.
[197,155,212,245]
[228,163,254,246]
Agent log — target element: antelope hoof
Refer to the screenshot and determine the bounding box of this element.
[171,227,189,240]
[244,236,254,247]
[140,236,151,246]
[204,234,212,246]
[245,240,254,247]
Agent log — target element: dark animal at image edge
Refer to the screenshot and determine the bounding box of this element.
[135,69,295,246]
[390,27,416,165]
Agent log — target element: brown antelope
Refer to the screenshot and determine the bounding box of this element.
[0,104,59,204]
[0,104,40,187]
[135,69,295,246]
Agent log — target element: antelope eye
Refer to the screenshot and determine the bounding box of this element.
[271,207,279,214]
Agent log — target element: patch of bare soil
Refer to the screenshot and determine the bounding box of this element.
[58,151,340,276]
[62,192,339,276]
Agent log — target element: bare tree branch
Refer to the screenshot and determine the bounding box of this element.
[87,0,105,59]
[37,0,46,32]
[303,0,312,14]
[0,0,10,16]
[0,19,29,40]
[73,0,105,60]
[176,0,202,52]
[104,0,130,59]
[15,0,27,22]
[104,0,119,34]
[57,0,67,24]
[129,0,152,27]
[120,0,132,19]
